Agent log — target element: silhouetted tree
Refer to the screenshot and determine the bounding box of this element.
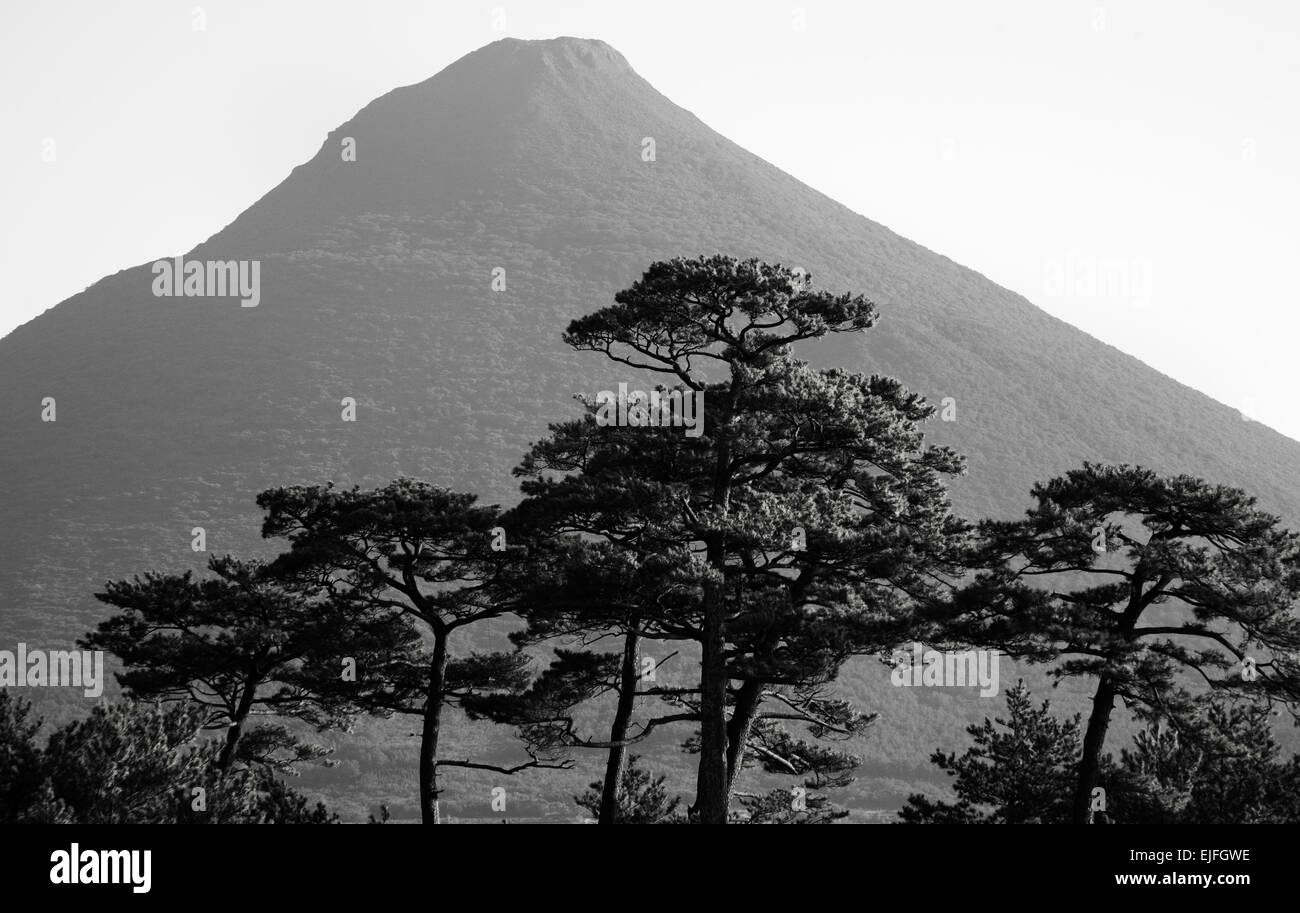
[257,479,569,824]
[7,698,336,823]
[899,681,1080,824]
[1101,696,1300,823]
[83,555,383,771]
[503,255,967,823]
[950,464,1300,823]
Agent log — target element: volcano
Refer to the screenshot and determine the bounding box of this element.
[3,36,1296,819]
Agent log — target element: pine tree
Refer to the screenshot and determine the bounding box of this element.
[83,555,385,771]
[574,754,682,823]
[1103,697,1300,823]
[0,691,44,823]
[502,255,968,822]
[950,463,1300,823]
[899,681,1080,824]
[257,478,569,824]
[20,699,337,823]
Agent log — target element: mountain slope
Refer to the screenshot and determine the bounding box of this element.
[2,36,1296,819]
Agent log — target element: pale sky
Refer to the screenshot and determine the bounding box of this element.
[2,0,1296,439]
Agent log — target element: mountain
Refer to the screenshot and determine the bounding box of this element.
[3,36,1297,820]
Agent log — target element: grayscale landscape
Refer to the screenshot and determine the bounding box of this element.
[3,30,1299,827]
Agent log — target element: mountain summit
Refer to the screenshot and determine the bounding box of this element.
[2,37,1296,815]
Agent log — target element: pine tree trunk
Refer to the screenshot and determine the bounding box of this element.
[217,678,258,772]
[1072,672,1116,824]
[598,626,641,824]
[419,634,450,825]
[694,379,737,824]
[695,571,730,824]
[724,679,762,799]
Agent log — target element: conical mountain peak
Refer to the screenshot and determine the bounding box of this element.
[205,37,660,255]
[460,36,633,74]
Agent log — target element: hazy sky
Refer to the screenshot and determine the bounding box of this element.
[2,0,1296,439]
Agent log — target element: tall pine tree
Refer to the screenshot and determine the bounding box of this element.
[501,255,968,822]
[949,463,1300,823]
